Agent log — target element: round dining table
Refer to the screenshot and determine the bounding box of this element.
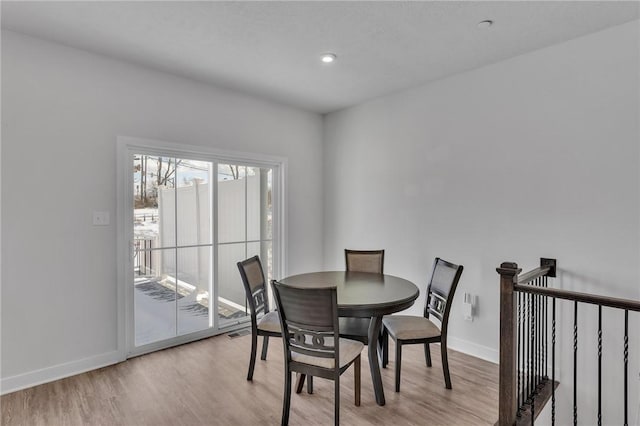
[278,271,420,406]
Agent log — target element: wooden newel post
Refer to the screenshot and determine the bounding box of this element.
[497,262,521,426]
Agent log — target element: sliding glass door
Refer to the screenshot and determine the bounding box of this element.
[126,146,279,353]
[217,165,273,328]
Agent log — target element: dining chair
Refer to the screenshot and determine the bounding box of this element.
[339,249,386,345]
[381,257,463,391]
[345,249,385,274]
[272,281,364,426]
[237,255,281,381]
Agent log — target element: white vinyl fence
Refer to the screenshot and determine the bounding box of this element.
[135,175,263,310]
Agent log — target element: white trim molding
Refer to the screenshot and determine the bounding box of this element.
[1,351,123,395]
[447,336,499,364]
[116,135,287,358]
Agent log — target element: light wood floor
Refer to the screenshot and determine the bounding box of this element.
[1,333,498,425]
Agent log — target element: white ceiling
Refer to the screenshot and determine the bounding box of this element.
[2,1,638,114]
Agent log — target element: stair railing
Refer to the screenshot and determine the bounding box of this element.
[497,258,639,425]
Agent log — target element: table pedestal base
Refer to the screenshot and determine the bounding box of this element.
[368,315,385,406]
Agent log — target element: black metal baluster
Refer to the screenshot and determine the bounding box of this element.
[624,309,628,426]
[523,290,527,405]
[531,390,535,426]
[534,278,540,394]
[535,277,539,391]
[551,297,556,426]
[597,305,602,426]
[525,291,529,403]
[544,276,548,380]
[531,280,536,424]
[532,278,536,396]
[573,301,578,426]
[531,286,536,407]
[529,289,533,401]
[538,277,542,388]
[537,277,542,389]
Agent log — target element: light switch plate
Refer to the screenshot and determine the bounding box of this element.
[93,211,110,226]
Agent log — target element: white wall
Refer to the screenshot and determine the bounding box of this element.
[1,31,324,392]
[2,18,639,422]
[324,21,639,424]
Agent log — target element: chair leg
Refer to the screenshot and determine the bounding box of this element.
[282,370,292,426]
[395,342,402,392]
[354,355,361,406]
[294,373,313,394]
[261,336,269,360]
[382,328,389,368]
[334,376,340,425]
[424,343,432,367]
[441,340,452,389]
[295,373,305,394]
[247,330,258,381]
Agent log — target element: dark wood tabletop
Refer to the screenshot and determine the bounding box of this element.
[279,271,419,405]
[278,271,419,317]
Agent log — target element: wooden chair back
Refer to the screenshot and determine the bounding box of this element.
[272,282,340,365]
[424,258,464,328]
[345,249,385,274]
[237,255,270,317]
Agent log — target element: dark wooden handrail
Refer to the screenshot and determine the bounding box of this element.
[513,266,550,284]
[514,284,640,312]
[516,267,551,285]
[516,258,556,285]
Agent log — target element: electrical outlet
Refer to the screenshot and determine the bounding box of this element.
[463,292,474,321]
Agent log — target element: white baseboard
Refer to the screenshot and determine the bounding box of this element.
[1,350,124,395]
[447,336,499,364]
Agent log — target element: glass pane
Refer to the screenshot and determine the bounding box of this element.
[176,159,212,247]
[133,155,161,250]
[246,167,273,242]
[177,246,211,335]
[247,240,273,283]
[265,168,273,241]
[218,164,246,243]
[134,248,177,346]
[217,242,249,326]
[133,155,177,249]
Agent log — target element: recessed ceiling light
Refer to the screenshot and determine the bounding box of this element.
[321,53,336,64]
[477,20,493,29]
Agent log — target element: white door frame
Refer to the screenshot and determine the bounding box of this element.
[116,136,287,358]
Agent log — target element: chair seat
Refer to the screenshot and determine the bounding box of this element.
[257,311,281,333]
[292,338,364,369]
[382,315,441,341]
